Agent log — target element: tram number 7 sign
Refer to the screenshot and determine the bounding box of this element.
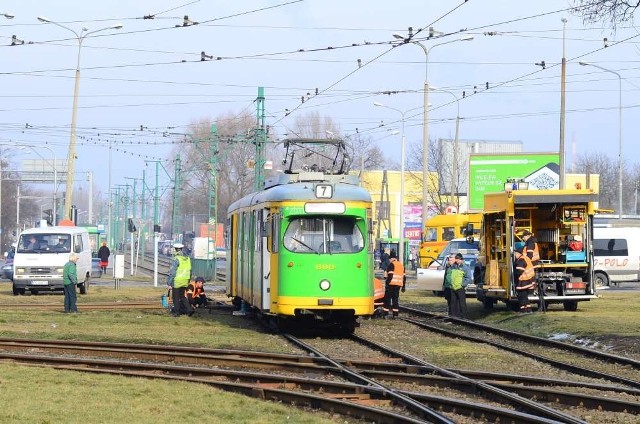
[315,184,333,199]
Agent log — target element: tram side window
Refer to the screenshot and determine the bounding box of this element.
[593,238,628,256]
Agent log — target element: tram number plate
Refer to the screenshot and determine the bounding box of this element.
[32,281,49,285]
[315,184,333,198]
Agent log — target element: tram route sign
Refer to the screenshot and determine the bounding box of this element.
[20,159,67,183]
[468,152,560,211]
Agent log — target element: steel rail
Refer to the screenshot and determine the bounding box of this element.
[401,315,640,389]
[283,333,456,424]
[351,334,588,424]
[401,305,640,369]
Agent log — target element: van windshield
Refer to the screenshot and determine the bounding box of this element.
[17,233,71,253]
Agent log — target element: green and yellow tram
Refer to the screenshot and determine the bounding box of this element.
[227,141,375,332]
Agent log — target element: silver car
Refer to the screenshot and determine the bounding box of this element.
[416,238,479,296]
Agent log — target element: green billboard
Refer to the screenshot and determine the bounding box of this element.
[468,152,560,210]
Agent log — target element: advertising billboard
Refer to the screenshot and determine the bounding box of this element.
[468,152,560,210]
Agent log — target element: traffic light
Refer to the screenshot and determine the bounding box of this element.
[127,218,137,233]
[43,209,53,225]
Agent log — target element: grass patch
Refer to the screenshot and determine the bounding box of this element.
[0,363,340,424]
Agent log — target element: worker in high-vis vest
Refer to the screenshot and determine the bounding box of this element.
[514,248,536,313]
[167,243,192,317]
[383,251,406,319]
[521,230,540,268]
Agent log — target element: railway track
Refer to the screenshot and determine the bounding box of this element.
[285,333,636,423]
[400,305,640,387]
[0,333,638,422]
[0,301,163,311]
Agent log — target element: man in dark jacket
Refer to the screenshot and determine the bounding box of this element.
[98,242,111,274]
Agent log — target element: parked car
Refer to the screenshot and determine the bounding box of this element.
[3,246,15,280]
[416,238,480,297]
[158,240,174,256]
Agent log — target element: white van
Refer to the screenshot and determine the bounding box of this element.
[12,226,92,295]
[593,226,640,287]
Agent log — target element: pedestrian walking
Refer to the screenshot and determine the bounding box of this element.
[63,253,79,313]
[383,251,406,319]
[167,243,192,317]
[98,241,111,274]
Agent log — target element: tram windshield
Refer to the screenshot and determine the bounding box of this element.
[284,216,364,254]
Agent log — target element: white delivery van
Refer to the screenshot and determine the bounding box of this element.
[593,226,640,287]
[12,226,92,295]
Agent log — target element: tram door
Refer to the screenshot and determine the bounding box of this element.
[261,209,271,310]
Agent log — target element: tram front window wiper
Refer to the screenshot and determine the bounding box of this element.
[292,237,319,254]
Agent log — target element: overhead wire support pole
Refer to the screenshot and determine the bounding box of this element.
[171,155,182,241]
[208,124,219,282]
[559,17,568,189]
[254,87,266,191]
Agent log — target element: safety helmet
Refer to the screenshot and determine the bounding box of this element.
[173,243,184,249]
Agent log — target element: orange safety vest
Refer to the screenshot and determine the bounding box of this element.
[516,254,535,281]
[388,259,405,287]
[373,278,385,301]
[186,282,204,299]
[526,240,540,263]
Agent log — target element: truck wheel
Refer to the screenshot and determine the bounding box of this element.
[482,298,494,310]
[594,272,609,288]
[12,283,19,296]
[563,301,578,312]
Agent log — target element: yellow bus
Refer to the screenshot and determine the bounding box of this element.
[418,213,482,267]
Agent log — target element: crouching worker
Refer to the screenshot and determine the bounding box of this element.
[372,278,386,318]
[186,276,208,313]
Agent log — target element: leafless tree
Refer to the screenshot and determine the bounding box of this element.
[405,137,466,214]
[572,0,640,28]
[573,151,619,211]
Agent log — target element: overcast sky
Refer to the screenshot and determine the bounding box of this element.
[1,0,638,203]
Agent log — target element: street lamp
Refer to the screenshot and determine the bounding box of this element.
[394,34,473,229]
[374,101,406,266]
[37,16,122,220]
[579,61,623,220]
[2,12,14,19]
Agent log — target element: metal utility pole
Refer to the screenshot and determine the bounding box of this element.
[254,87,267,191]
[559,17,568,189]
[208,124,219,281]
[171,155,182,240]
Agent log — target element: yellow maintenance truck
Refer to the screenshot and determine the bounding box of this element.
[476,188,599,311]
[419,213,482,267]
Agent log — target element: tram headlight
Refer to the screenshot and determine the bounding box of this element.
[319,279,331,291]
[549,272,557,280]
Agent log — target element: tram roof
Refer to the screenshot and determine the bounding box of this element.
[228,172,371,212]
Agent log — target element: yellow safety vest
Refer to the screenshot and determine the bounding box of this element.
[174,255,192,288]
